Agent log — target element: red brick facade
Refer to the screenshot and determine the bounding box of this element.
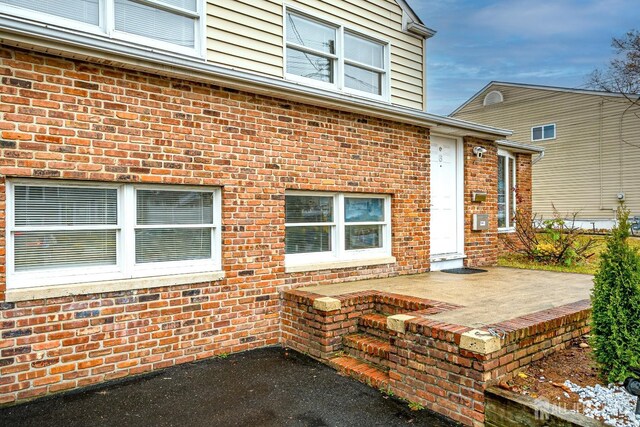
[0,47,529,406]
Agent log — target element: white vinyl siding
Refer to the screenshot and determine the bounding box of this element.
[205,0,425,110]
[0,0,204,56]
[6,180,221,289]
[285,192,391,267]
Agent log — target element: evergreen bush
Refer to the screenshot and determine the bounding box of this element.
[591,207,640,382]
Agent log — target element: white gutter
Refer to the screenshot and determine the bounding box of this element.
[496,140,544,154]
[0,16,511,140]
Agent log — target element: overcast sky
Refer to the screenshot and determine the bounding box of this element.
[406,0,640,115]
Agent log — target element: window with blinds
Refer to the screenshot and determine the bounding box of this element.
[0,0,202,55]
[285,192,391,265]
[7,181,221,289]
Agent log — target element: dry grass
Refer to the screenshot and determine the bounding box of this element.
[498,235,640,275]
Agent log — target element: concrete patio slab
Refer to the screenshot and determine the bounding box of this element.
[297,267,593,328]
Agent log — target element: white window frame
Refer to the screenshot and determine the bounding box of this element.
[531,123,556,142]
[498,149,517,232]
[6,179,221,289]
[283,7,391,102]
[0,0,206,58]
[284,191,392,267]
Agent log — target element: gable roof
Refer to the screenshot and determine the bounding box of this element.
[450,81,640,116]
[395,0,437,38]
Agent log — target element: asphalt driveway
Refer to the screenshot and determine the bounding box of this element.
[0,347,458,427]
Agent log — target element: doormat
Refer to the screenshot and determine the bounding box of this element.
[441,268,488,274]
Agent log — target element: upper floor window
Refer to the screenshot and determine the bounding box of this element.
[0,0,202,56]
[285,11,389,100]
[483,90,503,106]
[498,150,516,230]
[284,192,391,265]
[531,123,556,141]
[6,180,221,288]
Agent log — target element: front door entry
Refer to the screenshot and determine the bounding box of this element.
[430,136,460,259]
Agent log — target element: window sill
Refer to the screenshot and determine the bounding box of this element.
[5,271,225,302]
[498,228,516,234]
[285,256,396,273]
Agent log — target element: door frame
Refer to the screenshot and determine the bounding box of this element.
[429,133,465,261]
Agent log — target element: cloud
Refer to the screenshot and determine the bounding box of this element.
[405,0,640,114]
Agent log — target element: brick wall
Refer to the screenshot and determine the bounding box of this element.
[464,137,499,266]
[282,290,591,426]
[0,47,439,404]
[0,46,519,405]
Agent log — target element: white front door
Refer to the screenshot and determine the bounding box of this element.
[430,136,460,258]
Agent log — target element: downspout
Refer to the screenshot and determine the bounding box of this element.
[599,99,604,210]
[422,36,428,112]
[532,150,544,165]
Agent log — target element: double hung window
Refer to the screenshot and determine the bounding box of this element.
[7,180,221,288]
[285,192,391,265]
[0,0,202,56]
[285,10,389,100]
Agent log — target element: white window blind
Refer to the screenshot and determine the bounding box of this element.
[0,0,202,55]
[13,185,118,272]
[135,189,214,263]
[114,0,196,48]
[0,0,100,25]
[498,151,517,230]
[7,181,220,289]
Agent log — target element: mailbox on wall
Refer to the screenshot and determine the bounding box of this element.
[472,214,489,231]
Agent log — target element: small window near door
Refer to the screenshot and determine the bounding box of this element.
[498,150,517,230]
[531,123,555,141]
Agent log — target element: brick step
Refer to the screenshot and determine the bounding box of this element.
[358,312,391,340]
[329,355,390,390]
[343,333,391,368]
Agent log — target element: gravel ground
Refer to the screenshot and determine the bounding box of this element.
[565,380,640,427]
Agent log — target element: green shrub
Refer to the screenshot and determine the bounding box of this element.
[503,206,596,266]
[591,207,640,382]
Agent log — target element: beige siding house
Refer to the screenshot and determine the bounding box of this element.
[452,82,640,228]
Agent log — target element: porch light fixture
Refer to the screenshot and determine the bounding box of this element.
[472,146,487,158]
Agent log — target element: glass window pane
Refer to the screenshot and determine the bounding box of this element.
[286,13,336,54]
[498,156,506,228]
[135,228,211,263]
[285,195,333,223]
[14,185,117,226]
[345,225,382,250]
[344,64,382,95]
[14,230,117,271]
[532,127,542,140]
[0,0,100,25]
[285,226,331,254]
[345,198,384,222]
[345,33,384,68]
[286,48,334,83]
[544,125,555,139]
[509,157,516,225]
[115,0,195,47]
[137,190,213,225]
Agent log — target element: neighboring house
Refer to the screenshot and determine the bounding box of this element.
[0,0,539,412]
[452,82,640,229]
